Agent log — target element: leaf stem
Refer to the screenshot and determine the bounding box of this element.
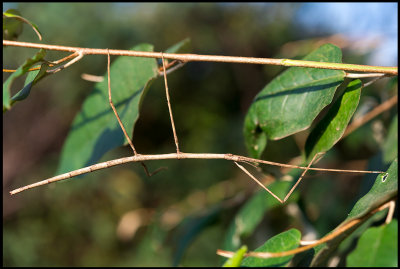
[343,95,398,138]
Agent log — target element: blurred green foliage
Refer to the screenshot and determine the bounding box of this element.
[3,3,397,266]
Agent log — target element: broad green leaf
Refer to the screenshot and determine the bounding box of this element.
[310,158,397,266]
[346,220,397,267]
[244,44,345,158]
[3,49,47,112]
[241,229,301,267]
[346,158,397,221]
[57,38,191,175]
[3,9,23,40]
[57,44,158,174]
[222,245,248,267]
[3,9,42,40]
[10,63,50,104]
[382,114,398,164]
[223,171,301,251]
[305,79,362,161]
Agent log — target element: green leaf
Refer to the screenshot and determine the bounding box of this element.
[3,49,47,112]
[346,158,397,221]
[57,39,191,175]
[346,220,397,267]
[57,43,158,174]
[382,114,398,164]
[305,79,362,161]
[241,229,301,267]
[3,9,42,40]
[310,158,397,266]
[222,245,248,267]
[223,171,301,251]
[244,44,345,158]
[3,9,23,40]
[10,63,50,104]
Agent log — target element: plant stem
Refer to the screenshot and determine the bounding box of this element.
[217,199,395,259]
[343,95,398,138]
[3,40,398,75]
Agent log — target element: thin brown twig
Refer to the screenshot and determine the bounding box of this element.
[47,51,84,74]
[45,51,80,66]
[3,51,82,73]
[81,73,104,82]
[158,59,179,73]
[216,199,395,259]
[161,53,181,154]
[3,67,41,73]
[3,40,398,75]
[79,59,184,83]
[345,72,386,78]
[385,200,395,224]
[343,95,398,138]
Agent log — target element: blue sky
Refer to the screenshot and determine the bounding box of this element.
[295,2,398,66]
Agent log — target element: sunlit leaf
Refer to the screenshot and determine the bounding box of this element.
[241,229,301,267]
[346,220,397,267]
[346,158,397,221]
[311,158,397,266]
[244,44,345,158]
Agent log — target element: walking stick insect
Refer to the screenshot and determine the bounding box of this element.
[9,48,387,205]
[4,41,395,264]
[98,50,388,204]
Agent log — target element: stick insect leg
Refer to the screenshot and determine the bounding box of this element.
[235,153,324,204]
[283,152,323,203]
[107,49,161,177]
[234,161,283,203]
[161,53,181,156]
